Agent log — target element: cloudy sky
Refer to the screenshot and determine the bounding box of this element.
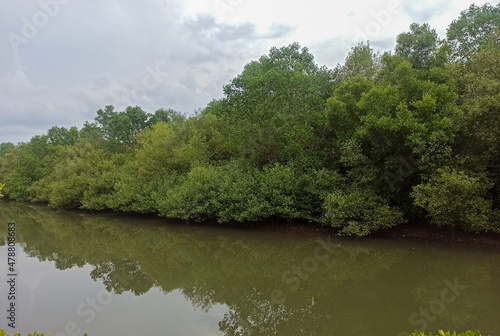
[1,0,498,144]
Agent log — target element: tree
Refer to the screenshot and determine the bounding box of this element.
[79,121,105,145]
[46,126,79,147]
[449,32,500,213]
[5,135,51,200]
[29,141,122,209]
[91,105,184,151]
[324,47,463,227]
[0,144,17,198]
[146,108,185,126]
[94,105,149,150]
[447,3,500,61]
[395,23,442,69]
[215,43,333,167]
[337,42,380,81]
[0,143,15,156]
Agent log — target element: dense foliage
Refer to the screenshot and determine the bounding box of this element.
[1,3,500,236]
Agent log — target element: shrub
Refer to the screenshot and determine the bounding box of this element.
[322,187,405,236]
[0,330,87,336]
[412,167,499,232]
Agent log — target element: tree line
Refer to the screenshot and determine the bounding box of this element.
[1,3,499,236]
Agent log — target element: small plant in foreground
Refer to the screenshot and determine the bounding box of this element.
[0,330,87,336]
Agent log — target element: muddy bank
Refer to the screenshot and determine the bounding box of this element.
[204,217,500,247]
[374,219,500,247]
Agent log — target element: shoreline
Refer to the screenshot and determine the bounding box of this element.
[3,199,500,248]
[159,214,500,248]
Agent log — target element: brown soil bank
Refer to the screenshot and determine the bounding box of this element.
[375,220,500,247]
[213,218,500,247]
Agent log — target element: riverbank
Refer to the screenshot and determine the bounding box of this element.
[2,198,500,247]
[375,220,500,247]
[165,214,500,247]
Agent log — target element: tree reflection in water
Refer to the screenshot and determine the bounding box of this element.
[1,201,499,336]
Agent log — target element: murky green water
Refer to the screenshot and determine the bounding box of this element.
[0,201,499,336]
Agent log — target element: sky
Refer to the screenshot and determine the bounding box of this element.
[0,0,498,144]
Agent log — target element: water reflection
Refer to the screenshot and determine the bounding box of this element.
[1,201,499,336]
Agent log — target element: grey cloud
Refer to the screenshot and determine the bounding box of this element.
[311,38,360,68]
[0,125,45,146]
[184,14,295,43]
[180,75,200,91]
[371,37,397,52]
[217,22,259,41]
[262,23,297,39]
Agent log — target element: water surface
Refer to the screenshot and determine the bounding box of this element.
[0,201,499,335]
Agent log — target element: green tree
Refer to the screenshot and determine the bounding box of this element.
[146,108,185,126]
[337,42,380,81]
[0,142,15,156]
[0,143,17,198]
[395,23,444,69]
[215,42,333,168]
[46,126,79,146]
[447,3,500,61]
[446,31,500,221]
[5,135,51,200]
[93,105,149,150]
[322,43,463,234]
[29,141,122,209]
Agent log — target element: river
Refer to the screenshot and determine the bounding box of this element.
[0,201,499,335]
